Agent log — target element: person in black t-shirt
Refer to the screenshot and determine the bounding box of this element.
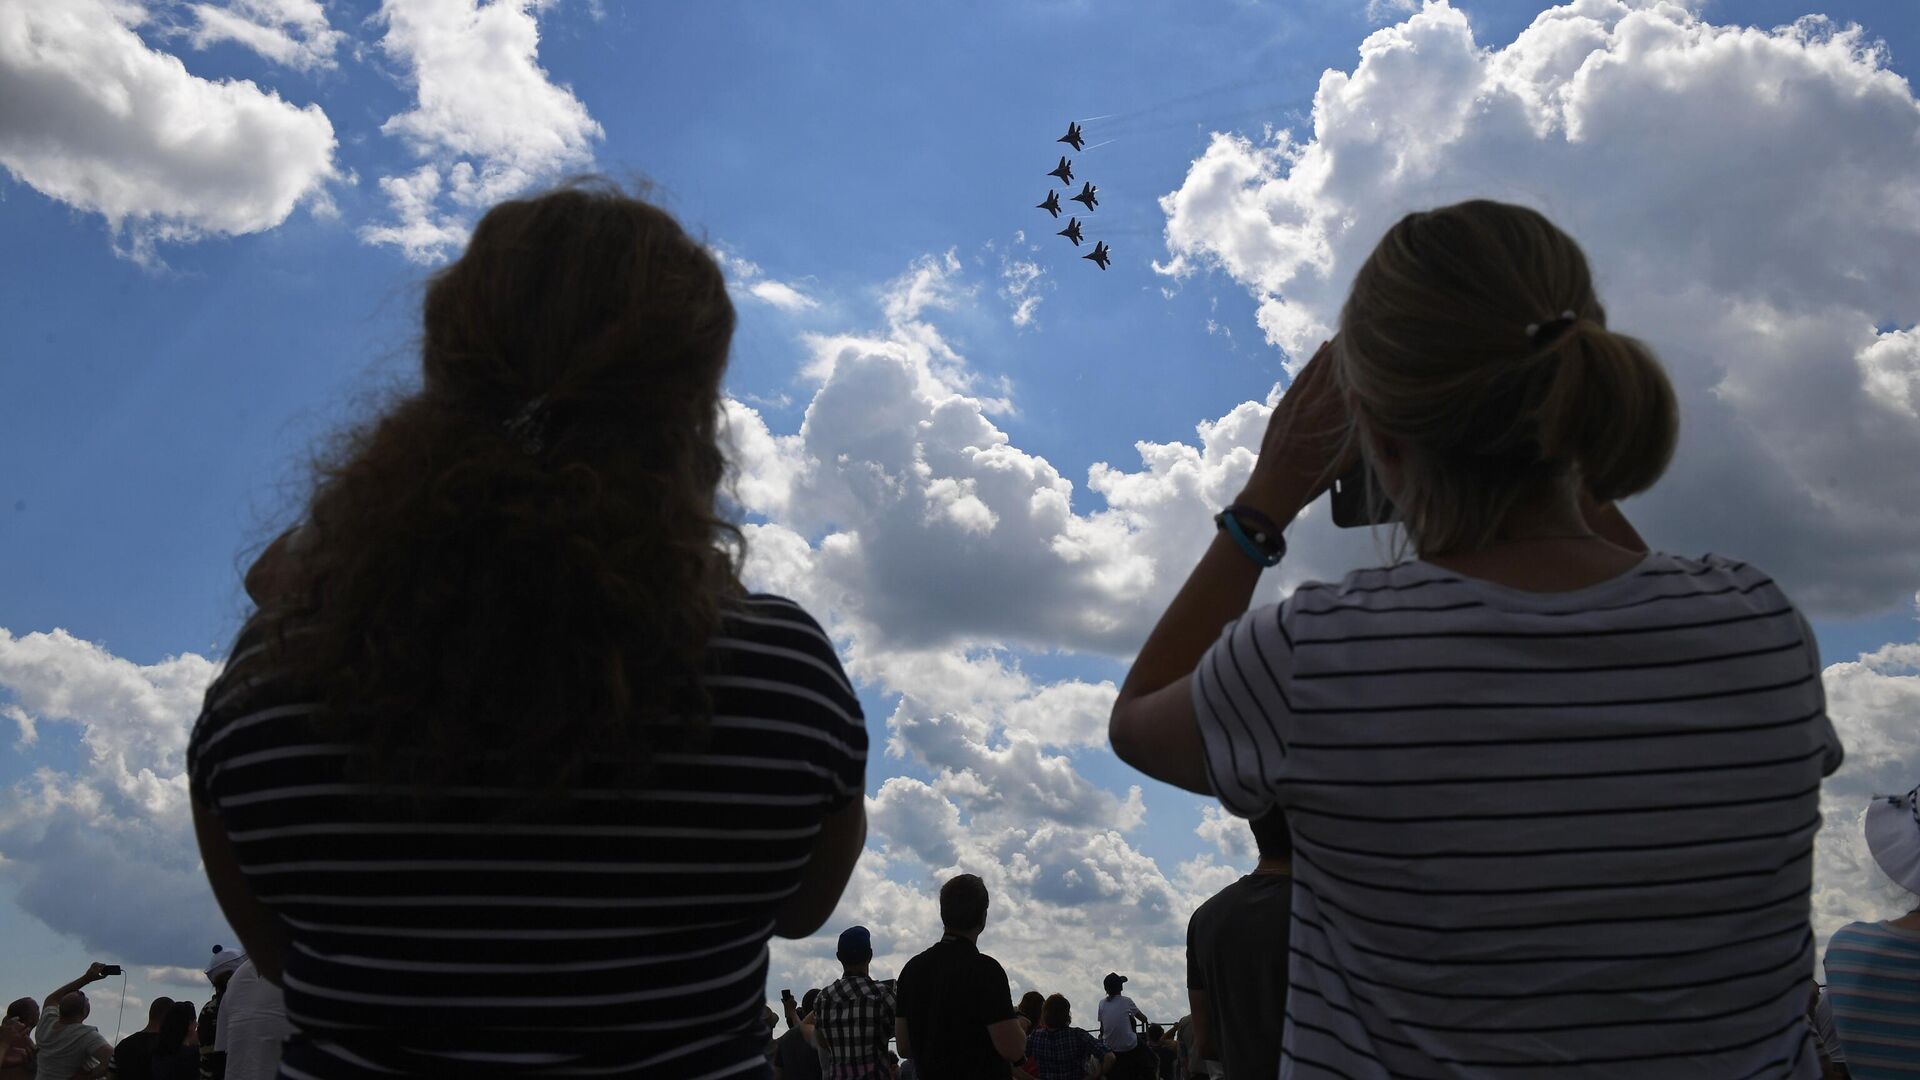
[109,996,174,1080]
[894,875,1025,1080]
[1185,807,1292,1080]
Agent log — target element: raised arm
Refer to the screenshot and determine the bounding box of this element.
[1110,341,1346,794]
[43,964,112,1013]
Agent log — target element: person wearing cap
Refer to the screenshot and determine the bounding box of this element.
[212,957,291,1080]
[813,927,898,1080]
[1823,784,1920,1078]
[196,945,244,1080]
[1095,975,1151,1080]
[894,874,1026,1080]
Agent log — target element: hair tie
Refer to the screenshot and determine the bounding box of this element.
[1525,310,1579,345]
[502,395,551,455]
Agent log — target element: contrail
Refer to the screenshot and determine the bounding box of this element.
[1083,139,1116,151]
[1077,113,1116,123]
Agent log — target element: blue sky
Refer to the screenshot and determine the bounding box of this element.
[3,0,1919,1022]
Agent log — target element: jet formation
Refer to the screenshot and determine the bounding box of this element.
[1034,121,1110,271]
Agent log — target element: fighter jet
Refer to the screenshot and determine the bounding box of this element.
[1056,217,1084,246]
[1047,156,1074,185]
[1058,121,1085,152]
[1070,182,1099,211]
[1083,241,1111,270]
[1036,190,1062,218]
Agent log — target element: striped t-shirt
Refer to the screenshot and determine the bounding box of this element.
[186,592,866,1079]
[1822,921,1920,1077]
[1191,551,1842,1079]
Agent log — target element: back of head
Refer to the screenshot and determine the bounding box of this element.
[1336,199,1678,554]
[57,992,87,1022]
[4,997,35,1025]
[939,873,990,933]
[148,996,176,1026]
[156,1001,197,1052]
[1041,993,1072,1030]
[1018,990,1045,1027]
[1148,1023,1164,1043]
[801,988,821,1017]
[251,180,741,797]
[1248,807,1292,862]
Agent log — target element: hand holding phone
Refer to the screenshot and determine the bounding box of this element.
[1240,339,1357,525]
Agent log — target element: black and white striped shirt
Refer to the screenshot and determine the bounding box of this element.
[187,593,865,1079]
[1191,552,1842,1079]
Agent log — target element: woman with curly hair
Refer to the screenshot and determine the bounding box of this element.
[189,182,868,1077]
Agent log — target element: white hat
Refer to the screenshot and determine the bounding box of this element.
[1866,785,1920,896]
[205,944,247,978]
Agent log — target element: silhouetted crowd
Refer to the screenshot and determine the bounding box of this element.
[3,947,290,1080]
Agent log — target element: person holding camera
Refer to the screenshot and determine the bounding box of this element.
[1109,199,1842,1077]
[33,964,117,1080]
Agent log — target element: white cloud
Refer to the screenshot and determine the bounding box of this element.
[1195,805,1253,862]
[1154,0,1920,616]
[360,0,603,262]
[354,164,469,264]
[712,246,822,314]
[0,629,231,964]
[748,280,820,313]
[1000,255,1047,328]
[0,0,339,261]
[1365,0,1418,24]
[189,0,346,72]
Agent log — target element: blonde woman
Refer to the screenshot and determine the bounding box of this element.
[1110,200,1842,1077]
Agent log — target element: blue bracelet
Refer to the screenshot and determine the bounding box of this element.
[1215,508,1285,567]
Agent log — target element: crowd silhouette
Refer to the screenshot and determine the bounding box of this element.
[4,184,1915,1078]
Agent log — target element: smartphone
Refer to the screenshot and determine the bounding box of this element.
[1329,458,1398,528]
[100,965,122,976]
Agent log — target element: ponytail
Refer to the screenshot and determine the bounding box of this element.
[1533,321,1678,504]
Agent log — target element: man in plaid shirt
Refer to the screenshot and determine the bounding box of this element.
[814,926,897,1080]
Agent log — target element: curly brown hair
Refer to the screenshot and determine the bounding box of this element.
[245,180,742,801]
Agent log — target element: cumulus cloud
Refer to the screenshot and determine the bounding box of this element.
[999,254,1047,327]
[189,0,346,71]
[0,629,230,964]
[0,0,339,261]
[360,0,603,262]
[1155,0,1920,615]
[712,248,821,313]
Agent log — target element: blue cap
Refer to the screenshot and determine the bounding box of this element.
[837,926,873,958]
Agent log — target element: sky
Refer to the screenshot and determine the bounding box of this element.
[2,0,1918,1032]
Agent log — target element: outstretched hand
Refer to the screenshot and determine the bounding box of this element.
[85,962,114,983]
[1239,339,1358,523]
